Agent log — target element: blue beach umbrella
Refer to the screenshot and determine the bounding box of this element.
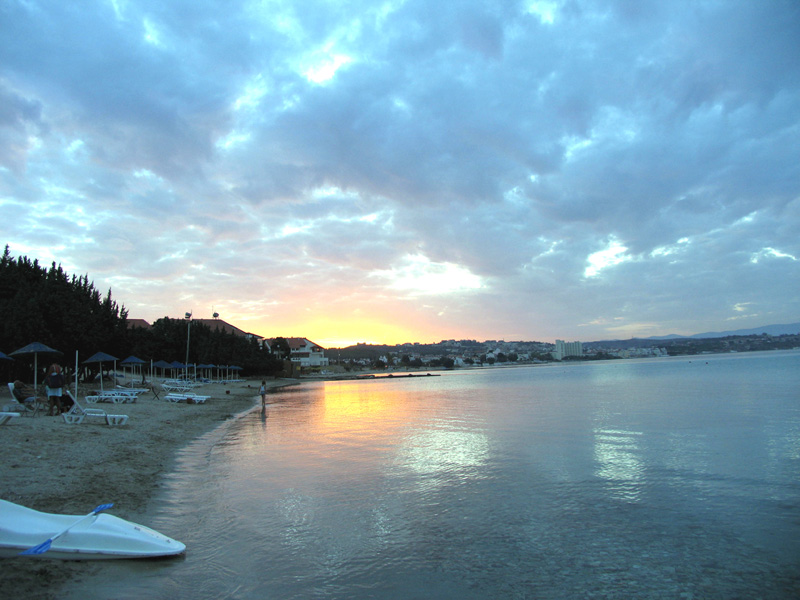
[170,361,185,379]
[197,363,214,379]
[121,355,147,385]
[83,352,119,393]
[11,342,63,395]
[153,359,172,378]
[120,355,145,365]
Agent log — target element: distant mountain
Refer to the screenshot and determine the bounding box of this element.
[645,322,800,340]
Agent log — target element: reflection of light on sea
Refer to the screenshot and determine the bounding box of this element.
[319,381,412,426]
[594,428,644,502]
[398,428,490,484]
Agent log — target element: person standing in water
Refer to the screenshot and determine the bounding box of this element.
[259,380,267,409]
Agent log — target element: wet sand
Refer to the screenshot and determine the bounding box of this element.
[0,378,293,599]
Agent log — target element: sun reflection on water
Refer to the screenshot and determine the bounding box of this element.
[312,380,417,444]
[311,380,491,486]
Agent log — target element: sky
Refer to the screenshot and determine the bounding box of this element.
[1,0,799,347]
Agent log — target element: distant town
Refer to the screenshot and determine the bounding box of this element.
[140,318,799,372]
[327,332,800,371]
[128,317,799,374]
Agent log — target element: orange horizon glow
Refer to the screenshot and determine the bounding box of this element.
[268,315,449,349]
[134,309,559,348]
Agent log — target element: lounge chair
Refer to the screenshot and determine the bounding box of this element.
[165,393,209,404]
[5,382,44,417]
[85,390,138,404]
[162,381,192,393]
[116,386,148,396]
[62,391,128,426]
[0,412,20,426]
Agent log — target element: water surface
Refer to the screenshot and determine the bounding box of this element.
[61,351,800,598]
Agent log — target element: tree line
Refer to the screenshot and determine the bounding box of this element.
[0,246,283,382]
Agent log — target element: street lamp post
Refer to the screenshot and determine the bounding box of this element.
[184,311,192,380]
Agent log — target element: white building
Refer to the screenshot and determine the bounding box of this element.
[553,339,583,360]
[266,337,329,368]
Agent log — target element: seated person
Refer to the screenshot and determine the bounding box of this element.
[12,380,36,402]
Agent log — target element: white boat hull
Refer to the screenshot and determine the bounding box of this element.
[0,500,186,559]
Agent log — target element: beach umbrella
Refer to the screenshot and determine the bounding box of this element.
[225,365,237,381]
[10,342,63,395]
[169,361,185,380]
[198,363,214,381]
[121,356,146,385]
[153,359,172,378]
[83,351,119,393]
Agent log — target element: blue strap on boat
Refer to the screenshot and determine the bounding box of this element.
[19,503,114,555]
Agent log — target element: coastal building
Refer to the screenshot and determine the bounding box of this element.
[266,337,329,368]
[553,339,583,360]
[126,318,152,330]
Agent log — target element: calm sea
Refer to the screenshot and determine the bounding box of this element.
[61,351,800,599]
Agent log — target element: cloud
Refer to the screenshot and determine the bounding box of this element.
[1,0,799,344]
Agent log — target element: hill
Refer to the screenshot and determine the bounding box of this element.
[646,322,800,340]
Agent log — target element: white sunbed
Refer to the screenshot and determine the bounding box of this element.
[115,386,148,396]
[161,382,192,394]
[164,393,209,404]
[0,412,20,426]
[85,391,138,404]
[62,391,129,426]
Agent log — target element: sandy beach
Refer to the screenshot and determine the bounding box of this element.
[0,378,293,599]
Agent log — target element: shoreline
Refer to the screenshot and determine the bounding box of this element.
[0,378,294,600]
